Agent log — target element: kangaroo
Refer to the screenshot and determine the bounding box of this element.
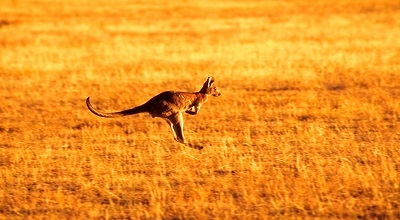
[86,76,221,149]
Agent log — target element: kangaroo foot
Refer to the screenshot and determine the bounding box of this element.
[187,143,203,150]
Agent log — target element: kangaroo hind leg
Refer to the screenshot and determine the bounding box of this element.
[167,112,185,144]
[164,118,179,142]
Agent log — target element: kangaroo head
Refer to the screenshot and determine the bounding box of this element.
[200,76,221,97]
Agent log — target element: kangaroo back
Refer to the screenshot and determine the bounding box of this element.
[86,97,147,118]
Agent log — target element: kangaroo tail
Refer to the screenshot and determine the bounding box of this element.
[86,97,147,118]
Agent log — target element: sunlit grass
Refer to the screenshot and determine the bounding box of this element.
[1,0,400,219]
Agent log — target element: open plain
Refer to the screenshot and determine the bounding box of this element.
[1,0,400,219]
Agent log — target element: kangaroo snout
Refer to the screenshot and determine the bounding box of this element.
[213,91,221,97]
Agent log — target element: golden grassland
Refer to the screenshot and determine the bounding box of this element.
[1,0,400,219]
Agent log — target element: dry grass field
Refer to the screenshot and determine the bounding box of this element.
[1,0,400,219]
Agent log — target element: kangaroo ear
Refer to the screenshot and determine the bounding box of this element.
[207,76,214,87]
